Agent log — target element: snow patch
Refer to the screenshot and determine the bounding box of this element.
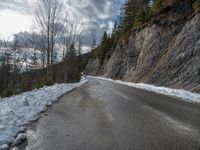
[91,76,200,103]
[0,144,8,150]
[0,78,88,149]
[14,133,26,145]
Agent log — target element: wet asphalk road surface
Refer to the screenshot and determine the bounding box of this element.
[19,78,200,150]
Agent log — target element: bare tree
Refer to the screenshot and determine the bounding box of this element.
[62,16,83,59]
[34,0,63,79]
[29,33,47,69]
[60,17,83,82]
[0,36,10,48]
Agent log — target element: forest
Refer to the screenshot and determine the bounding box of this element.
[90,0,200,65]
[0,0,90,97]
[0,0,200,97]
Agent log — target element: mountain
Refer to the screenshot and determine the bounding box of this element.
[85,0,200,93]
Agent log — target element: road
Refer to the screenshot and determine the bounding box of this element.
[18,77,200,150]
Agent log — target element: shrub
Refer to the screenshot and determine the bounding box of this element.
[92,47,101,59]
[2,88,13,97]
[151,0,163,14]
[193,0,200,13]
[135,10,147,25]
[45,79,54,86]
[36,80,45,89]
[134,9,152,26]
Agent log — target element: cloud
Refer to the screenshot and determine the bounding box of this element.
[0,0,35,14]
[64,0,124,47]
[0,0,124,48]
[0,9,33,39]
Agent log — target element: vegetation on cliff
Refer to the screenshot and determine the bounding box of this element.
[86,0,200,92]
[90,0,200,63]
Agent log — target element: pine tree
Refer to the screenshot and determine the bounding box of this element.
[78,40,82,55]
[91,38,97,49]
[100,31,110,64]
[101,32,108,45]
[31,49,38,70]
[122,0,149,32]
[113,21,118,34]
[77,40,83,71]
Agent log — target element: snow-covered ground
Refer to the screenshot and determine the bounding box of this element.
[0,78,88,149]
[91,76,200,103]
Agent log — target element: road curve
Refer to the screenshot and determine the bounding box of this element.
[19,77,200,150]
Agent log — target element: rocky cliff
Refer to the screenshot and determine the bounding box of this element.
[86,2,200,92]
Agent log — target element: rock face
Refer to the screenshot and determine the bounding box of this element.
[85,58,100,76]
[85,12,200,92]
[148,14,200,91]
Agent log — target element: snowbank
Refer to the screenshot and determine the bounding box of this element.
[0,78,88,149]
[91,76,200,103]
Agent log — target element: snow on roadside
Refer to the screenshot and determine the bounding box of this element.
[0,78,88,149]
[91,76,200,103]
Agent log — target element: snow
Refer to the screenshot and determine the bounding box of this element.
[0,78,88,149]
[91,76,200,103]
[13,133,26,145]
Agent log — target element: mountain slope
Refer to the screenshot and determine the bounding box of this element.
[86,1,200,93]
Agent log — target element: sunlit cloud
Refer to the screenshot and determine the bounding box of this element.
[0,0,124,46]
[0,9,33,39]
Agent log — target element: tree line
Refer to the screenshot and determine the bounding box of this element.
[0,0,87,97]
[90,0,200,66]
[90,0,150,62]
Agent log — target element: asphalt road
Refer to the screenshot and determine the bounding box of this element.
[19,77,200,150]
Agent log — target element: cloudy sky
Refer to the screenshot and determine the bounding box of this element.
[0,0,124,50]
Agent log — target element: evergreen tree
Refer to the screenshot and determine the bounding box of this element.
[78,40,82,56]
[91,38,97,49]
[122,0,149,32]
[66,43,80,82]
[69,43,76,58]
[31,49,38,69]
[102,32,108,45]
[91,0,150,66]
[113,21,118,34]
[78,40,83,70]
[100,31,113,64]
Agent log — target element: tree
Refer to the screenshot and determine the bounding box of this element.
[64,43,79,82]
[122,0,149,32]
[31,33,47,69]
[100,31,108,64]
[151,0,163,14]
[113,21,118,34]
[193,0,200,13]
[91,38,97,49]
[62,17,83,59]
[77,40,82,55]
[30,49,38,70]
[111,20,121,47]
[0,36,10,48]
[34,0,63,79]
[77,40,83,71]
